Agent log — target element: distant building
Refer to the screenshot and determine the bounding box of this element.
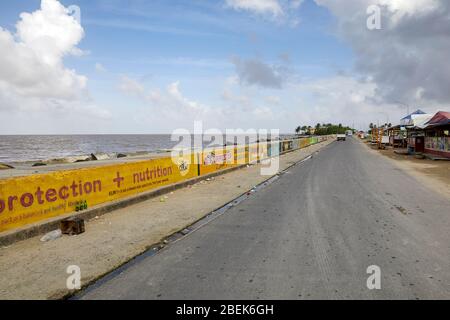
[405,114,433,154]
[387,125,406,148]
[400,109,427,126]
[423,111,450,159]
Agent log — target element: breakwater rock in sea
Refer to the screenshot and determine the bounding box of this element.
[0,163,14,170]
[90,153,110,161]
[7,151,161,169]
[42,152,131,164]
[46,155,92,164]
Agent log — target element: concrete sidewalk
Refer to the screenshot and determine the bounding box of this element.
[0,140,333,300]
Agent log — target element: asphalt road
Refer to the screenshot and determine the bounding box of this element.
[79,138,450,299]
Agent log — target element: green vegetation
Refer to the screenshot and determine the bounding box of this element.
[368,122,391,134]
[295,123,354,135]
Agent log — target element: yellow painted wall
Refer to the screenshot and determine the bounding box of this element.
[248,143,259,163]
[199,146,237,176]
[0,153,197,232]
[0,136,330,233]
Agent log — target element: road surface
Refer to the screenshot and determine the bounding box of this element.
[78,138,450,299]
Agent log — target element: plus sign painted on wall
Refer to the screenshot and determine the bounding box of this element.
[113,172,124,188]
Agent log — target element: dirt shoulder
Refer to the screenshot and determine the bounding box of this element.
[360,140,450,199]
[0,140,334,300]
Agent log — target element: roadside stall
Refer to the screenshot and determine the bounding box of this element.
[387,125,406,148]
[423,111,450,159]
[405,114,433,154]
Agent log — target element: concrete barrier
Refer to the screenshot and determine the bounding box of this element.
[0,136,332,238]
[0,153,197,233]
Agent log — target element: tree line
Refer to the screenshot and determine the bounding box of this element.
[367,122,392,134]
[295,123,354,136]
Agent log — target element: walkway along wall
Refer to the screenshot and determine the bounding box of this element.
[0,136,329,233]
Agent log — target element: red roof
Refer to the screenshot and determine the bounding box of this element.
[426,111,450,126]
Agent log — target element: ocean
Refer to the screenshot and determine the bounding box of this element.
[0,135,177,163]
[0,134,292,163]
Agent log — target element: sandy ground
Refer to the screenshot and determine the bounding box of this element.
[0,140,333,300]
[362,141,450,199]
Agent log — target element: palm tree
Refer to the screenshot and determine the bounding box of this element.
[295,126,301,134]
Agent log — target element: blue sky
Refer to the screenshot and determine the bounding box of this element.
[1,0,446,133]
[75,1,348,100]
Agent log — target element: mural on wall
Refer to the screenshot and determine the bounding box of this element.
[425,137,450,153]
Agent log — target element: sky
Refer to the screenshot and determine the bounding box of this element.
[0,0,449,134]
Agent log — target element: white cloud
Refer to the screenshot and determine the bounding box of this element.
[291,76,389,129]
[119,77,212,120]
[221,75,254,111]
[379,0,440,23]
[217,75,393,131]
[225,0,284,17]
[314,0,450,105]
[16,0,85,66]
[290,0,304,9]
[119,76,145,96]
[289,74,442,130]
[0,0,110,130]
[252,106,274,118]
[119,76,289,130]
[265,95,281,105]
[118,73,419,132]
[222,88,251,107]
[225,0,304,25]
[95,63,107,73]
